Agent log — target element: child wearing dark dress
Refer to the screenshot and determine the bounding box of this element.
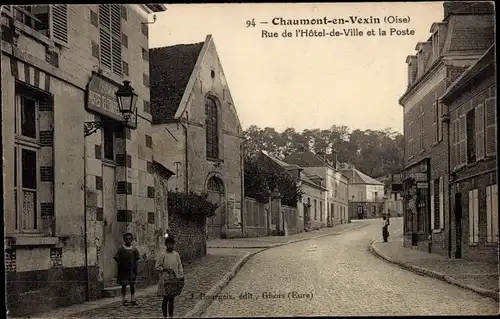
[114,232,141,306]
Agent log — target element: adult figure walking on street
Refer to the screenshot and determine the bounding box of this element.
[382,215,390,242]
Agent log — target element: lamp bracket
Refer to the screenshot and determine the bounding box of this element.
[84,120,125,137]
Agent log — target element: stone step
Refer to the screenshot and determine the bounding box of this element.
[102,285,129,298]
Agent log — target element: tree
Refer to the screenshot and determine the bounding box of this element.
[243,125,404,178]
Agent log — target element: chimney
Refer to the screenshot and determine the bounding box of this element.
[443,1,495,20]
[406,55,417,87]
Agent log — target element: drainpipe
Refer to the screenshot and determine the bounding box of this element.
[445,109,452,258]
[83,139,91,301]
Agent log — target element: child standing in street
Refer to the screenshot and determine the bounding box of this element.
[114,232,142,307]
[155,233,184,318]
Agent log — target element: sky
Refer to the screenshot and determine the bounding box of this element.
[149,2,444,134]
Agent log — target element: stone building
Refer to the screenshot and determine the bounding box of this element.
[339,164,385,220]
[259,151,327,231]
[2,4,167,316]
[284,149,349,227]
[441,43,497,262]
[398,1,495,255]
[149,35,245,243]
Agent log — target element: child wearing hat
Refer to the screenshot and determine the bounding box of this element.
[155,232,185,318]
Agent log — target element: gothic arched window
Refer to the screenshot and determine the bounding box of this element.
[205,97,219,159]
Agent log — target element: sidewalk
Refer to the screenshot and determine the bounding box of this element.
[32,248,255,319]
[370,232,499,301]
[208,220,369,249]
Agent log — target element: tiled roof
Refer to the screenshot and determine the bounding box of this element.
[339,168,384,185]
[150,42,205,123]
[442,43,495,102]
[284,151,330,168]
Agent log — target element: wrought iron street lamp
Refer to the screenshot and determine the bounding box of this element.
[84,80,138,137]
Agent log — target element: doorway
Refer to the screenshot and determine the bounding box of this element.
[101,164,117,287]
[454,192,462,259]
[206,176,225,238]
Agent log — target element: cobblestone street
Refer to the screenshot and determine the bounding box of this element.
[64,250,248,318]
[202,218,499,317]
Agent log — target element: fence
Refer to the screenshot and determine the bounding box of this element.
[244,197,268,237]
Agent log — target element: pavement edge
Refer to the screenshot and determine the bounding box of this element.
[369,239,499,301]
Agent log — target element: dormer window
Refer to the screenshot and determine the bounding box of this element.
[417,49,424,77]
[432,31,440,60]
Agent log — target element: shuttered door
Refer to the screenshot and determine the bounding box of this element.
[487,186,493,242]
[110,5,122,75]
[99,5,112,70]
[51,5,68,43]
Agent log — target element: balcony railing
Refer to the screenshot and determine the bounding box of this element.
[13,5,50,37]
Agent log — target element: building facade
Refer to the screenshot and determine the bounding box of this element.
[399,1,495,255]
[377,173,404,217]
[150,35,245,240]
[284,150,349,226]
[339,164,385,220]
[2,4,167,316]
[441,43,497,262]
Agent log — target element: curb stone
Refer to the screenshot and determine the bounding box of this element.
[369,239,499,301]
[184,223,369,317]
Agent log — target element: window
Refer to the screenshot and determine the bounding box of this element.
[99,5,122,75]
[432,31,440,60]
[439,177,444,229]
[374,192,378,200]
[468,189,479,244]
[320,201,323,221]
[433,98,439,143]
[122,60,129,76]
[121,33,128,48]
[205,97,219,159]
[466,109,476,164]
[475,102,485,160]
[143,73,149,87]
[330,203,334,219]
[485,97,496,157]
[14,93,41,232]
[13,5,68,44]
[314,199,317,220]
[431,179,440,230]
[453,111,467,170]
[102,124,115,161]
[486,185,498,243]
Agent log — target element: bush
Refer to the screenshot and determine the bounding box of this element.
[244,156,303,207]
[167,191,219,222]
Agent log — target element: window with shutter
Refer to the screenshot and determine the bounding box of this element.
[486,185,499,243]
[51,5,68,44]
[450,116,456,169]
[466,110,476,164]
[475,103,485,160]
[12,5,67,44]
[433,100,438,144]
[484,97,496,157]
[439,176,444,229]
[468,189,479,244]
[99,5,122,75]
[438,102,443,142]
[430,180,435,229]
[459,114,467,167]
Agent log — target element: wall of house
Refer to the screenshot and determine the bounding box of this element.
[300,183,325,230]
[2,5,158,316]
[178,38,244,238]
[447,73,497,262]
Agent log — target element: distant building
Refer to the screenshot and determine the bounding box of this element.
[339,164,385,220]
[260,151,328,232]
[441,43,497,262]
[150,35,245,242]
[399,1,495,256]
[284,149,349,226]
[377,173,404,217]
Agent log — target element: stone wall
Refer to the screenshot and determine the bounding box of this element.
[168,214,207,265]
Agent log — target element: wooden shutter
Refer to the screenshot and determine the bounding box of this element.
[450,116,456,169]
[430,180,435,229]
[433,101,438,144]
[51,5,68,44]
[485,97,496,157]
[99,5,112,70]
[110,5,122,75]
[459,114,467,167]
[492,185,498,243]
[475,103,485,160]
[487,186,492,242]
[469,190,475,243]
[439,176,444,229]
[438,102,444,141]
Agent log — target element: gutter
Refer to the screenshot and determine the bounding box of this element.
[446,113,452,258]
